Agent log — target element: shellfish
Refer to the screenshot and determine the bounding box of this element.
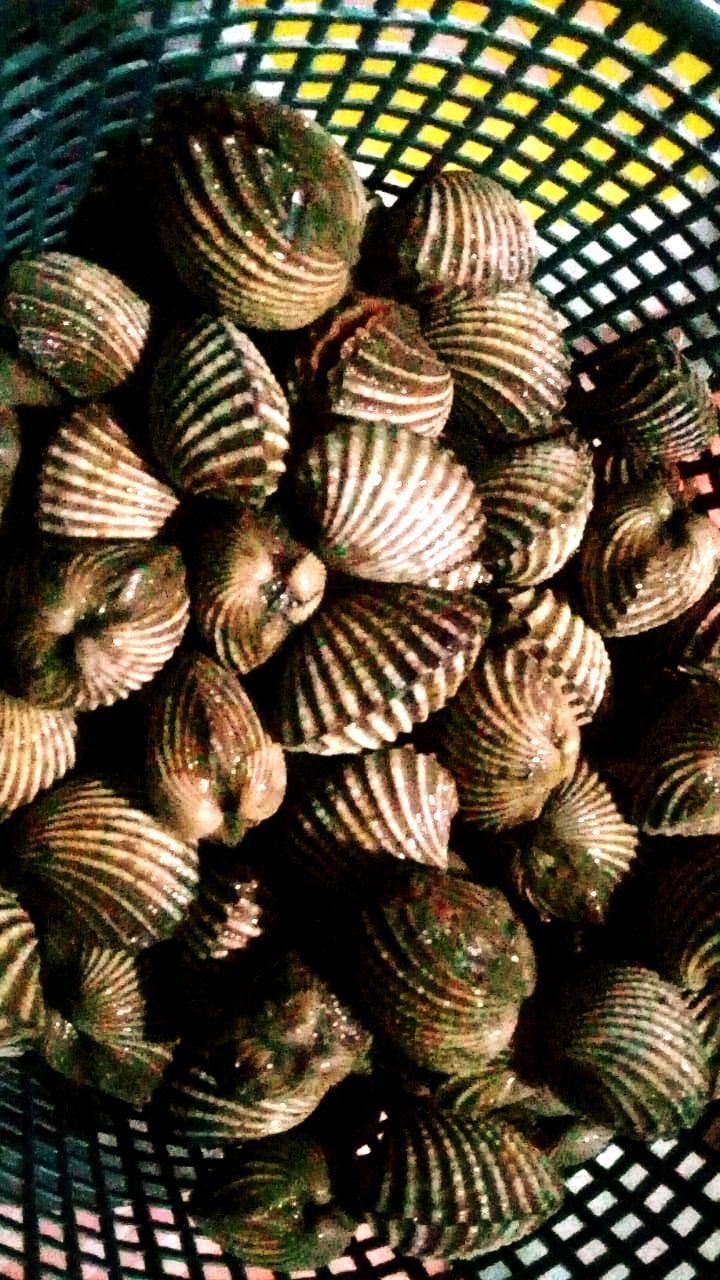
[176,860,263,963]
[645,843,720,992]
[0,690,77,821]
[0,887,48,1038]
[41,1009,174,1105]
[630,679,720,837]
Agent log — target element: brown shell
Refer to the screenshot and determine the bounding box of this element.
[176,862,263,963]
[646,842,720,992]
[0,690,77,821]
[41,1010,173,1105]
[630,680,720,837]
[0,887,48,1037]
[68,944,149,1045]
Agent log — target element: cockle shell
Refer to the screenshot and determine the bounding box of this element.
[545,965,710,1139]
[435,1054,538,1115]
[146,651,286,845]
[294,422,486,586]
[470,437,593,586]
[423,286,570,442]
[630,680,720,837]
[438,645,581,831]
[0,690,77,821]
[41,1010,174,1105]
[176,862,263,963]
[645,844,720,991]
[278,583,490,755]
[9,777,199,953]
[37,404,179,539]
[0,406,21,515]
[68,944,149,1045]
[150,316,290,505]
[354,866,536,1073]
[151,90,367,330]
[1,540,189,710]
[0,887,47,1037]
[191,507,326,674]
[687,985,720,1098]
[0,349,63,407]
[1,252,150,396]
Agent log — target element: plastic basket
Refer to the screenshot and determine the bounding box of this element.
[1,2,720,1277]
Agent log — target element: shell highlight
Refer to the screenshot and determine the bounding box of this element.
[0,691,77,821]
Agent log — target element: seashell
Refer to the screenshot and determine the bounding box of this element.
[191,507,326,674]
[435,1054,537,1115]
[68,944,149,1045]
[278,583,490,755]
[630,680,720,837]
[579,481,720,637]
[0,406,21,515]
[0,887,47,1037]
[676,582,720,682]
[1,252,149,397]
[507,758,638,925]
[294,421,486,586]
[0,348,64,407]
[9,777,199,953]
[423,286,570,443]
[545,964,710,1139]
[645,844,720,991]
[0,690,77,821]
[41,1009,174,1105]
[146,650,286,845]
[546,1119,615,1170]
[438,645,581,831]
[0,1014,35,1058]
[190,1133,356,1270]
[470,437,593,586]
[37,404,179,540]
[151,89,367,330]
[354,865,536,1073]
[687,985,720,1098]
[149,316,290,505]
[177,861,263,963]
[1,540,189,710]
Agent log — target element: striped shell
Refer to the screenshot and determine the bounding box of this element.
[471,437,593,586]
[1,252,149,396]
[354,866,536,1073]
[508,759,638,925]
[545,965,710,1139]
[191,507,326,674]
[579,482,720,637]
[435,1055,537,1115]
[278,584,490,755]
[0,406,21,514]
[151,90,367,330]
[146,651,286,845]
[9,777,199,953]
[646,844,720,991]
[630,680,720,837]
[68,944,149,1045]
[439,645,581,831]
[423,286,570,443]
[687,986,720,1098]
[0,691,77,821]
[176,863,263,963]
[42,1011,174,1105]
[0,887,47,1037]
[0,349,63,407]
[677,586,720,682]
[294,422,486,586]
[37,404,179,539]
[150,316,290,505]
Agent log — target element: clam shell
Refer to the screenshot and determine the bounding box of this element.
[278,583,490,755]
[177,863,263,963]
[423,286,570,442]
[0,887,47,1036]
[191,507,326,674]
[631,681,720,837]
[151,90,367,330]
[2,252,149,396]
[9,777,199,953]
[471,438,593,586]
[0,691,77,821]
[646,844,720,991]
[0,406,21,514]
[439,645,581,830]
[146,651,286,845]
[150,316,290,505]
[294,422,486,586]
[42,1010,174,1105]
[687,985,720,1098]
[37,404,179,539]
[68,944,149,1045]
[435,1055,537,1115]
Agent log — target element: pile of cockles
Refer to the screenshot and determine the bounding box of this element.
[1,88,720,1271]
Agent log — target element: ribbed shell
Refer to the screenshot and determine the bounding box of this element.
[177,865,263,963]
[38,404,179,539]
[687,986,720,1097]
[146,651,286,845]
[0,350,63,407]
[150,316,290,505]
[355,866,536,1073]
[631,681,720,837]
[439,645,581,831]
[471,438,593,586]
[0,887,47,1035]
[278,584,489,754]
[151,90,367,330]
[0,406,21,514]
[295,422,485,586]
[10,777,199,953]
[546,965,710,1138]
[509,759,638,925]
[678,590,720,682]
[646,844,720,991]
[191,508,327,674]
[2,252,149,396]
[435,1056,536,1115]
[0,691,77,821]
[69,944,148,1044]
[41,1011,174,1105]
[579,483,720,637]
[423,286,570,442]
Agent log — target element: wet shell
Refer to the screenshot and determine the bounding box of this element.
[435,1055,537,1115]
[508,759,638,925]
[295,422,485,586]
[0,887,47,1036]
[0,691,77,821]
[0,349,63,407]
[191,507,326,674]
[423,286,570,443]
[150,317,290,505]
[278,583,490,755]
[0,406,21,515]
[470,438,593,586]
[42,1010,174,1105]
[579,482,720,637]
[9,777,199,953]
[146,651,287,845]
[1,252,150,396]
[37,404,179,539]
[68,944,149,1045]
[151,89,367,330]
[354,866,536,1073]
[438,645,581,831]
[545,965,710,1139]
[177,862,263,963]
[645,844,720,991]
[630,681,720,837]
